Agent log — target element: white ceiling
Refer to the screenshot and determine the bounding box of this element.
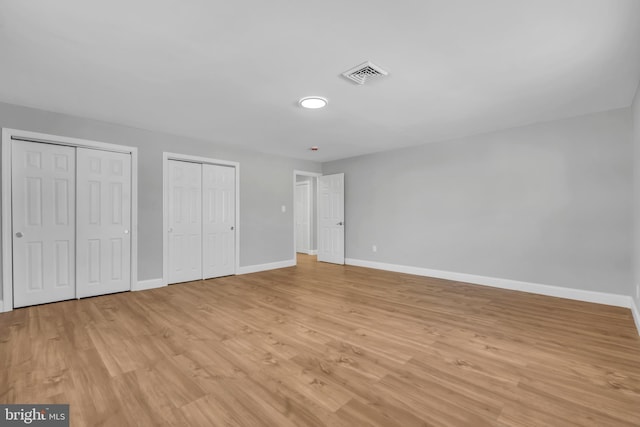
[1,0,639,162]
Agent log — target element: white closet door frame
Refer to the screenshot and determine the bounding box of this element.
[292,170,322,264]
[162,152,240,286]
[1,128,138,313]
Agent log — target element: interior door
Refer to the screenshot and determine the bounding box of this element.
[76,148,132,297]
[12,140,76,307]
[295,181,310,253]
[317,173,344,264]
[168,160,202,283]
[202,164,235,278]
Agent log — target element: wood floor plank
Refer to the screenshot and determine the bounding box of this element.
[1,254,639,426]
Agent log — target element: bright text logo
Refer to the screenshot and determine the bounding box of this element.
[0,405,68,426]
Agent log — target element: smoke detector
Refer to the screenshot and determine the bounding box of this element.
[342,61,388,85]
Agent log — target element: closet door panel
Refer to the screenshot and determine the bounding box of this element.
[168,160,202,284]
[202,164,235,279]
[76,148,132,297]
[12,140,76,307]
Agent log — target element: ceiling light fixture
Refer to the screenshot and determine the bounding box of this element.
[299,96,328,109]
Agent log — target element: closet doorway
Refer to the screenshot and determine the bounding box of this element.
[1,128,138,311]
[163,153,239,285]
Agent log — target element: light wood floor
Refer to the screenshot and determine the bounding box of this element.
[1,254,639,426]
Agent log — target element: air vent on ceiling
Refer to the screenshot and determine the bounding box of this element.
[342,61,388,85]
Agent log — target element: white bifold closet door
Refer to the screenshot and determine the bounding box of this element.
[202,163,235,279]
[168,160,203,284]
[12,140,76,308]
[11,141,132,308]
[76,148,132,298]
[167,160,235,284]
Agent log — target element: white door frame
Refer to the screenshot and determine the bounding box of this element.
[163,152,240,286]
[292,170,321,264]
[1,128,139,312]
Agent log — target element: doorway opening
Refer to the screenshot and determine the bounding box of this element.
[293,171,320,263]
[293,170,345,265]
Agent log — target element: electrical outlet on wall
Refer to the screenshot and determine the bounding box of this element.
[636,283,640,300]
[372,245,377,253]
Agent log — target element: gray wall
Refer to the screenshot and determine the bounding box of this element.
[324,108,633,295]
[1,100,636,305]
[0,102,321,291]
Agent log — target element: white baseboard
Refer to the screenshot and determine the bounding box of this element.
[238,259,296,275]
[631,298,640,335]
[133,278,165,291]
[345,257,635,310]
[297,250,317,256]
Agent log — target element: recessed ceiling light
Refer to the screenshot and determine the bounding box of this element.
[299,96,328,109]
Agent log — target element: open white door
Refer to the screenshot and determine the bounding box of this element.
[168,160,202,284]
[202,163,235,278]
[76,148,132,297]
[11,140,76,307]
[317,173,344,264]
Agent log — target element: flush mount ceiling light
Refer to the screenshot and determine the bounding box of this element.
[299,96,328,109]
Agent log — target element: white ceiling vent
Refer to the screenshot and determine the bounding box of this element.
[342,61,388,85]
